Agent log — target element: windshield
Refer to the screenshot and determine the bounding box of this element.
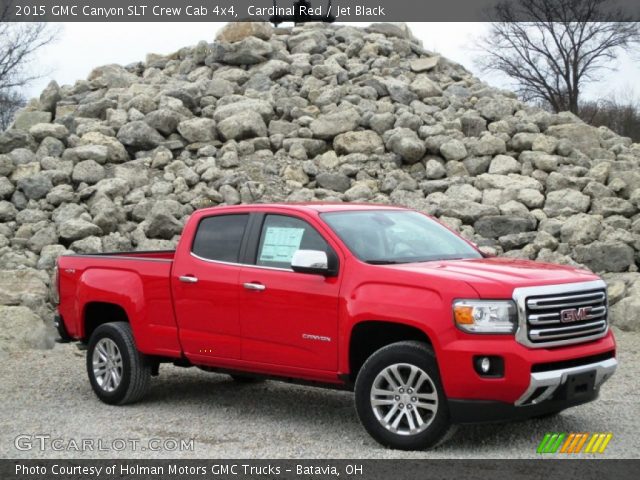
[321,210,482,264]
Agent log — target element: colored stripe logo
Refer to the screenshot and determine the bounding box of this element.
[537,433,612,454]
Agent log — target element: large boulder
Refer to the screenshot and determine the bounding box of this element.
[117,121,164,149]
[0,306,53,354]
[0,269,48,305]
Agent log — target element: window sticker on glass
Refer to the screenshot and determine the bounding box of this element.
[259,227,305,264]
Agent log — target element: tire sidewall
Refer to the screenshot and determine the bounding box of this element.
[355,343,451,450]
[86,324,133,405]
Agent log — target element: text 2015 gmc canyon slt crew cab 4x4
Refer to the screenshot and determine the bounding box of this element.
[55,204,617,450]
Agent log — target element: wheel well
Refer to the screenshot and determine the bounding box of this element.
[83,302,129,341]
[349,321,432,382]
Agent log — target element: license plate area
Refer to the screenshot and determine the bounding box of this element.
[565,371,596,400]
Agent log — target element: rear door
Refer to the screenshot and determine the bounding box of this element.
[238,213,341,371]
[172,213,249,360]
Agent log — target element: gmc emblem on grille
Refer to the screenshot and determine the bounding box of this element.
[560,306,592,323]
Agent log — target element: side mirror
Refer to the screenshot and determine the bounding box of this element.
[291,250,336,276]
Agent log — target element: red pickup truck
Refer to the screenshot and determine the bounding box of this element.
[55,203,617,450]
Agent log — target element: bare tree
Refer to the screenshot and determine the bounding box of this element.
[0,3,58,129]
[0,89,24,130]
[477,0,640,114]
[579,88,640,141]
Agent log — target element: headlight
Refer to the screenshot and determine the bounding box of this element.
[453,300,517,334]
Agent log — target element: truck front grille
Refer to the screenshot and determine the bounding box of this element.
[525,289,608,346]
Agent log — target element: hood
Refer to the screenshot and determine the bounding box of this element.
[387,257,600,298]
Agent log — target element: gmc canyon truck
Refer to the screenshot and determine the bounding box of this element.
[54,204,617,450]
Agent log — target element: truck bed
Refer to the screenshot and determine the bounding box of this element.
[65,250,176,261]
[57,250,181,356]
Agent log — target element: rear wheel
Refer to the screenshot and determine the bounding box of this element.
[86,322,150,405]
[355,341,453,450]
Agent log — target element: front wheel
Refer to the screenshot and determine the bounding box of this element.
[86,322,151,405]
[354,341,453,450]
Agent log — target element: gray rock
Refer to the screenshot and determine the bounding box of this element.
[12,111,51,131]
[117,121,164,149]
[385,128,426,164]
[461,115,487,137]
[384,78,418,105]
[410,76,443,98]
[72,160,106,184]
[610,296,640,331]
[79,132,129,163]
[344,183,373,202]
[573,241,635,273]
[488,155,520,174]
[39,81,61,113]
[216,22,273,43]
[476,96,517,121]
[560,214,603,245]
[334,131,384,155]
[440,140,467,161]
[310,109,361,140]
[0,177,14,199]
[58,218,102,242]
[62,145,109,164]
[0,201,18,221]
[474,215,537,238]
[546,123,601,156]
[468,135,507,156]
[145,109,185,136]
[437,199,500,223]
[425,159,446,179]
[210,37,273,65]
[70,236,103,254]
[27,225,58,253]
[29,123,68,141]
[410,56,440,72]
[177,118,218,143]
[0,269,48,305]
[17,173,52,200]
[544,189,591,216]
[0,306,52,352]
[591,197,636,217]
[213,99,274,123]
[88,64,138,88]
[316,173,351,193]
[217,111,267,141]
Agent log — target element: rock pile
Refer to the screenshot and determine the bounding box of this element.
[1,22,639,350]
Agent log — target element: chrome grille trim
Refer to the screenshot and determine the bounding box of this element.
[513,280,609,348]
[528,305,607,325]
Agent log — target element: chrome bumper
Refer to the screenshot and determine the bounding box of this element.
[515,357,617,406]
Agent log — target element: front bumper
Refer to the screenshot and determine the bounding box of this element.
[448,356,617,424]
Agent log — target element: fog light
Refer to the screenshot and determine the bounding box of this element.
[473,355,504,378]
[480,357,491,373]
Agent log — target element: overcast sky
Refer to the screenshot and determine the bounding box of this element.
[25,22,640,104]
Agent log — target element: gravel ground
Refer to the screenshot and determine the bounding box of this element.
[1,329,638,459]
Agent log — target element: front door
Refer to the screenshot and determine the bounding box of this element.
[172,213,249,360]
[239,214,341,371]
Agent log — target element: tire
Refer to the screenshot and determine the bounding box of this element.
[229,374,264,383]
[86,322,151,405]
[354,341,453,450]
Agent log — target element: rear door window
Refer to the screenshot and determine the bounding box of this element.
[192,214,249,263]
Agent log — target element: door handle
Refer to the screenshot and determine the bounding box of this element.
[244,282,266,291]
[179,275,199,284]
